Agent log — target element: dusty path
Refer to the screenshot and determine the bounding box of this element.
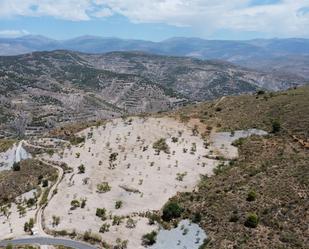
[35,159,64,236]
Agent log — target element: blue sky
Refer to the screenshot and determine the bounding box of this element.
[0,0,308,41]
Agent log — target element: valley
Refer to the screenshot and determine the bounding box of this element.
[0,86,308,249]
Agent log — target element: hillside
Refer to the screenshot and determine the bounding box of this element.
[1,36,309,80]
[1,50,305,139]
[0,86,308,249]
[170,86,309,248]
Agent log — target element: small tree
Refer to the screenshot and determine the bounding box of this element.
[99,223,110,233]
[162,201,184,221]
[272,120,281,133]
[78,164,85,174]
[142,231,157,246]
[247,190,257,202]
[12,162,21,171]
[245,213,259,228]
[115,200,123,209]
[96,208,107,221]
[42,179,49,187]
[70,200,80,210]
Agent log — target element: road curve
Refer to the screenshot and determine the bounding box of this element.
[0,237,98,249]
[35,159,64,236]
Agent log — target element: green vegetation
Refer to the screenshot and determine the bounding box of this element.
[96,208,107,221]
[244,213,259,228]
[70,200,80,210]
[246,190,257,202]
[0,159,56,205]
[78,164,85,174]
[172,87,309,248]
[12,162,21,171]
[271,120,281,133]
[142,231,157,246]
[115,200,123,209]
[24,218,34,232]
[0,139,16,153]
[153,138,170,154]
[162,201,184,222]
[97,182,111,193]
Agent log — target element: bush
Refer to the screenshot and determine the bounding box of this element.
[244,213,259,228]
[153,138,170,154]
[272,120,281,133]
[115,200,123,209]
[142,231,157,246]
[97,182,111,193]
[70,200,80,210]
[192,212,202,223]
[162,201,184,221]
[246,190,257,202]
[12,162,20,171]
[42,179,49,187]
[78,164,85,174]
[99,223,110,233]
[96,208,107,220]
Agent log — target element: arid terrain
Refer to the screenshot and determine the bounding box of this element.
[0,84,308,249]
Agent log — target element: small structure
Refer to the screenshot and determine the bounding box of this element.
[31,227,39,236]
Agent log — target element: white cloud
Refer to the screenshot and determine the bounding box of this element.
[0,0,309,37]
[0,29,30,38]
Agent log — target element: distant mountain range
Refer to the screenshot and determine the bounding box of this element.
[1,35,309,80]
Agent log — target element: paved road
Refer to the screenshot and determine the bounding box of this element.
[0,237,98,249]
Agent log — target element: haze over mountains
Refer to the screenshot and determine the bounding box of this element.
[1,35,309,81]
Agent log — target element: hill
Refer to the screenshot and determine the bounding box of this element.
[1,36,309,80]
[171,86,309,248]
[1,50,305,138]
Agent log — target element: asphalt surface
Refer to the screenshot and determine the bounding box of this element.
[0,237,98,249]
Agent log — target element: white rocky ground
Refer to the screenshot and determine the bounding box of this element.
[0,189,38,239]
[0,116,267,249]
[43,117,218,248]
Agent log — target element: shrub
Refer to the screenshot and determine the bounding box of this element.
[112,215,123,226]
[96,208,107,220]
[99,223,110,233]
[78,164,85,174]
[142,231,157,246]
[162,201,184,221]
[12,162,21,171]
[42,179,49,187]
[109,152,118,162]
[97,182,111,193]
[244,213,259,228]
[171,137,178,143]
[153,138,170,154]
[272,120,281,133]
[192,212,202,223]
[70,200,80,210]
[115,200,123,209]
[81,198,87,208]
[246,190,257,202]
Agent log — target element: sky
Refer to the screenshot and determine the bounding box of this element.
[0,0,308,41]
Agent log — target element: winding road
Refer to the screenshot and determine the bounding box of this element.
[0,237,97,249]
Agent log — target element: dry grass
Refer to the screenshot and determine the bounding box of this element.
[175,86,309,140]
[168,86,309,249]
[0,139,16,153]
[0,159,57,205]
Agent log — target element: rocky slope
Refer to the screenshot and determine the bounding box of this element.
[1,35,309,80]
[0,50,306,138]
